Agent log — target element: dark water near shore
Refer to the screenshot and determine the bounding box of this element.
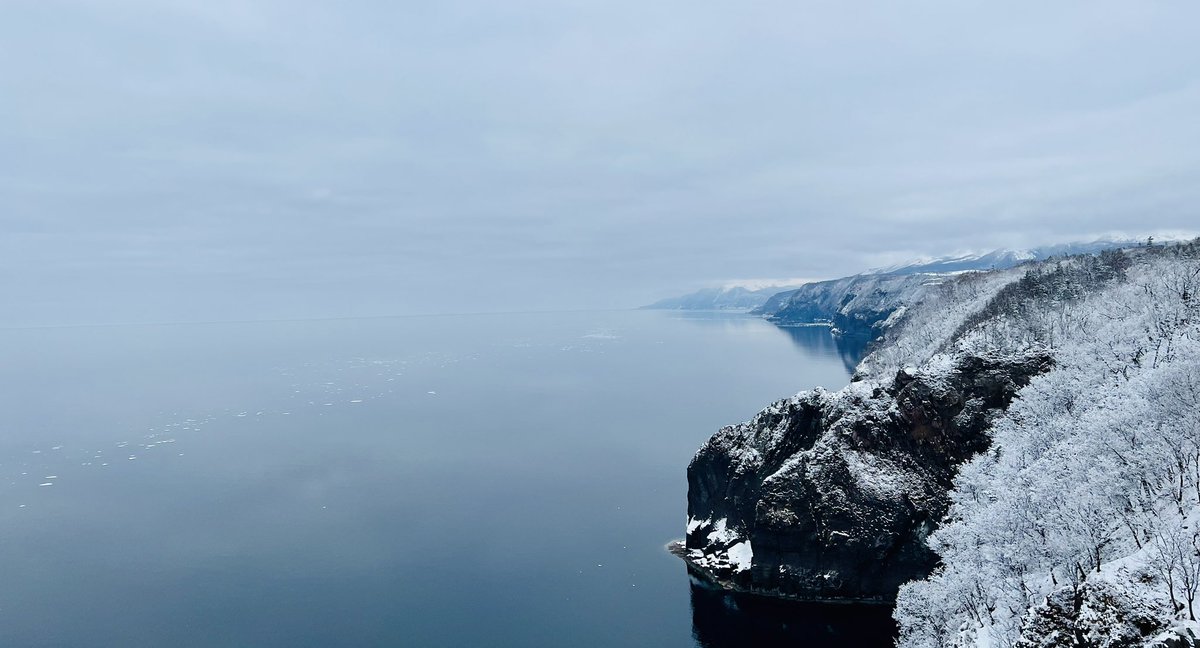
[0,310,889,647]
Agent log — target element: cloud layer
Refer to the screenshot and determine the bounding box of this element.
[3,1,1198,324]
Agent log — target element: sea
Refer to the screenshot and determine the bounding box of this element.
[0,310,895,647]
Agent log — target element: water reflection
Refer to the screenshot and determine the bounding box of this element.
[0,311,861,647]
[665,312,869,375]
[771,325,871,375]
[687,577,896,647]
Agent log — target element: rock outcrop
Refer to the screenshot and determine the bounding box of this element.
[682,349,1053,602]
[1015,576,1185,648]
[751,272,942,339]
[751,240,1139,335]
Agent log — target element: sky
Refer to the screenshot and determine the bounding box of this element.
[3,0,1199,325]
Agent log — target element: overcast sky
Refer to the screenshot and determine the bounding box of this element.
[3,1,1199,325]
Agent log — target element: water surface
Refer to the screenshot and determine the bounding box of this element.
[0,310,886,646]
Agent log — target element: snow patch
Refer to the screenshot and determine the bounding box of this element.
[706,518,739,545]
[727,541,754,571]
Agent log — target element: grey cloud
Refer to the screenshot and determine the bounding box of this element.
[2,0,1198,325]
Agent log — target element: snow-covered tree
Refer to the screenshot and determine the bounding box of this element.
[894,240,1200,646]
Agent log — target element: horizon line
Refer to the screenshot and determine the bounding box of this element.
[0,307,642,332]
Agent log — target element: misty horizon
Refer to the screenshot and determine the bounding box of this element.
[5,2,1200,326]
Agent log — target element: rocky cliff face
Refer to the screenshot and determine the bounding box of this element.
[751,240,1140,335]
[752,273,947,338]
[683,350,1053,602]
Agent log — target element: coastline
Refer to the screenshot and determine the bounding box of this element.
[665,540,894,607]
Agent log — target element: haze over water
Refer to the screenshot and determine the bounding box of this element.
[0,310,887,647]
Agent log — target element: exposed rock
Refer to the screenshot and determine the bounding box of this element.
[752,273,945,339]
[1015,576,1176,648]
[682,349,1053,602]
[751,239,1142,333]
[1147,624,1200,648]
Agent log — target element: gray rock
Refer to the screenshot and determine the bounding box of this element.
[683,350,1053,602]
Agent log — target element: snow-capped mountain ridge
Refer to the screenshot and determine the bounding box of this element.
[645,237,1156,313]
[864,248,1037,275]
[752,238,1164,335]
[863,238,1156,276]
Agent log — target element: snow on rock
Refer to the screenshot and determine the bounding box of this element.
[682,238,1200,637]
[727,541,753,572]
[890,241,1200,647]
[684,340,1052,600]
[706,518,738,545]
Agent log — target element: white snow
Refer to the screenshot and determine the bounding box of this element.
[727,541,754,571]
[706,518,739,545]
[891,243,1200,647]
[841,450,917,499]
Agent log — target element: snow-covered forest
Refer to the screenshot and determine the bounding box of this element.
[884,240,1200,646]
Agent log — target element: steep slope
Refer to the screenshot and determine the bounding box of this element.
[751,273,949,338]
[865,238,1145,276]
[684,349,1051,601]
[753,239,1145,335]
[895,242,1200,647]
[681,240,1200,647]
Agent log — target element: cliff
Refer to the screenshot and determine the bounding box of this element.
[753,239,1146,337]
[752,273,947,338]
[646,239,1141,320]
[683,350,1051,602]
[681,240,1200,647]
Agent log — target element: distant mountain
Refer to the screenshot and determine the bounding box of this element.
[752,273,945,336]
[645,239,1150,313]
[866,238,1147,276]
[752,238,1149,336]
[641,283,810,311]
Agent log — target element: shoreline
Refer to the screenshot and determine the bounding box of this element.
[664,540,895,607]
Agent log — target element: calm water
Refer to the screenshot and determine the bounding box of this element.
[0,310,891,647]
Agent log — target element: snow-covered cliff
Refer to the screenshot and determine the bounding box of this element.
[682,240,1200,647]
[894,243,1200,647]
[753,239,1150,337]
[752,272,950,338]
